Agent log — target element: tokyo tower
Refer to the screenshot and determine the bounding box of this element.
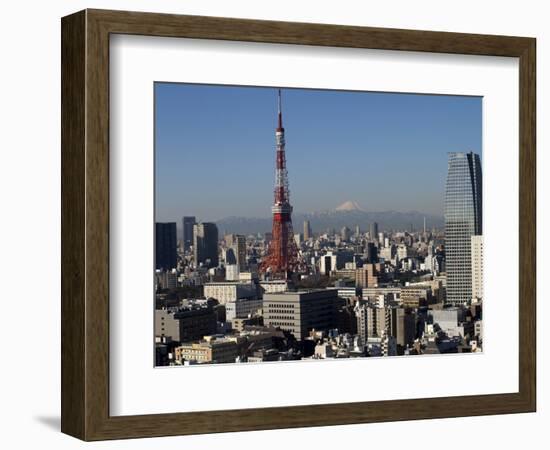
[261,89,301,279]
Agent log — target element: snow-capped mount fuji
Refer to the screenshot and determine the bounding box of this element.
[212,202,444,236]
[334,200,365,212]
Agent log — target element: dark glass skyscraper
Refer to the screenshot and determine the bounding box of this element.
[193,222,219,268]
[155,222,177,270]
[182,216,196,251]
[444,152,482,306]
[370,222,379,241]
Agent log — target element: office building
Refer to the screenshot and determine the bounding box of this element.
[366,306,385,338]
[155,222,177,270]
[445,152,482,305]
[355,263,383,288]
[155,309,181,342]
[263,289,338,340]
[225,264,240,281]
[203,281,256,305]
[224,247,237,265]
[303,220,312,240]
[424,244,435,272]
[370,222,379,241]
[355,300,368,342]
[396,244,408,261]
[401,285,432,308]
[155,269,177,290]
[193,222,219,268]
[172,304,218,342]
[429,308,471,338]
[231,316,263,332]
[396,308,416,350]
[175,338,238,364]
[379,245,394,262]
[259,280,289,295]
[182,216,196,251]
[361,286,401,301]
[226,233,247,269]
[365,242,379,263]
[320,251,338,275]
[471,235,484,300]
[337,286,361,301]
[225,297,263,321]
[341,226,351,241]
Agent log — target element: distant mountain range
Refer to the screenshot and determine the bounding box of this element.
[212,201,444,236]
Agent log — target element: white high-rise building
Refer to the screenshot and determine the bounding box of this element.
[471,235,483,300]
[225,264,240,281]
[319,251,338,275]
[354,301,368,342]
[424,244,435,273]
[397,244,408,261]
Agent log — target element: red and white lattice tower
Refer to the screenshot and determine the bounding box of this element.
[261,89,301,279]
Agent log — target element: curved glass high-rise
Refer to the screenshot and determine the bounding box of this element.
[444,152,482,306]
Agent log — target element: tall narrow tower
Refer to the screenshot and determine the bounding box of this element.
[261,89,300,278]
[444,151,482,306]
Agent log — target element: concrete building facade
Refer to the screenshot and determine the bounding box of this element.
[204,281,256,305]
[263,289,338,340]
[225,297,263,321]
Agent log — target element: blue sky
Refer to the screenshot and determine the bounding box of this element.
[155,83,482,222]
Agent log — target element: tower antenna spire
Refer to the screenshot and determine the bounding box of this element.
[277,89,283,130]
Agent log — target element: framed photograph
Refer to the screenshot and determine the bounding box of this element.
[61,9,536,441]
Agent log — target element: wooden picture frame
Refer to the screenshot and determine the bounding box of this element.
[61,9,536,441]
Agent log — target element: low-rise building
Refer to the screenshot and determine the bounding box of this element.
[401,285,433,308]
[155,309,181,341]
[231,316,263,332]
[175,337,238,364]
[173,304,217,342]
[259,280,289,295]
[225,297,263,321]
[203,281,256,304]
[429,308,471,338]
[314,342,335,359]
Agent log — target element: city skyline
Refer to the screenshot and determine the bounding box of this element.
[155,83,482,223]
[154,87,484,365]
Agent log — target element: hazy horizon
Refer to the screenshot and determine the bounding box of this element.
[155,83,482,223]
